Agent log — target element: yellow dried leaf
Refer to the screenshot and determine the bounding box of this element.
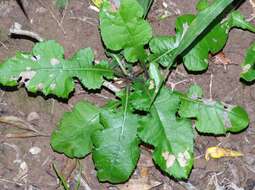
[205,146,243,161]
[91,0,103,8]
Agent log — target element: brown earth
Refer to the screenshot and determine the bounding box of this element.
[0,0,255,189]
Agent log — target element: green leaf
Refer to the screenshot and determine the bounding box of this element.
[196,0,210,11]
[138,88,194,179]
[149,62,163,92]
[178,85,249,134]
[182,11,255,71]
[55,0,69,9]
[137,0,153,17]
[150,0,235,68]
[92,89,140,183]
[129,80,154,112]
[240,42,255,81]
[149,36,178,67]
[51,101,102,158]
[99,0,152,62]
[0,40,113,98]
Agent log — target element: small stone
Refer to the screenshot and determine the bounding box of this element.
[29,147,41,155]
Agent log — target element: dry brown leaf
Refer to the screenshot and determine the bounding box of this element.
[212,52,231,65]
[140,167,149,178]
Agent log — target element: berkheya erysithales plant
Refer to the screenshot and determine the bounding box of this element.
[0,0,253,183]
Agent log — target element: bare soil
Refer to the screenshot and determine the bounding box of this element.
[0,0,255,189]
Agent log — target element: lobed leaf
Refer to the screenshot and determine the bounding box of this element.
[99,0,152,62]
[182,11,255,71]
[138,88,194,179]
[0,40,113,98]
[178,85,249,134]
[51,101,103,158]
[150,0,235,69]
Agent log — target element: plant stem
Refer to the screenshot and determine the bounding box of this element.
[112,54,129,77]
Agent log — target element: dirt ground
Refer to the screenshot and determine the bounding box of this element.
[0,0,255,189]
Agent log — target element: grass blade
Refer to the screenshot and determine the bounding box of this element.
[150,0,235,106]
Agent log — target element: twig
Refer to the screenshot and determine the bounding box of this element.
[60,2,68,25]
[51,99,55,115]
[69,16,97,26]
[9,24,121,94]
[0,40,8,49]
[0,115,49,137]
[10,23,44,42]
[168,79,189,90]
[103,81,121,93]
[0,178,24,186]
[209,73,213,100]
[37,0,66,34]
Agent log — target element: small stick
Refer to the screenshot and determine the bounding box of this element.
[69,16,97,26]
[37,0,66,35]
[209,73,213,100]
[10,22,44,42]
[103,81,121,93]
[0,40,8,49]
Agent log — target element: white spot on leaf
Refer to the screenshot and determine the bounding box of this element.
[203,99,216,106]
[50,58,60,65]
[162,152,176,168]
[26,67,31,71]
[50,83,56,90]
[181,23,189,39]
[149,80,155,90]
[19,71,36,86]
[223,111,232,128]
[37,83,44,90]
[177,150,191,167]
[242,64,251,73]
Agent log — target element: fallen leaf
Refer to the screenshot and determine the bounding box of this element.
[91,0,103,7]
[140,167,149,178]
[212,52,231,65]
[205,146,243,161]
